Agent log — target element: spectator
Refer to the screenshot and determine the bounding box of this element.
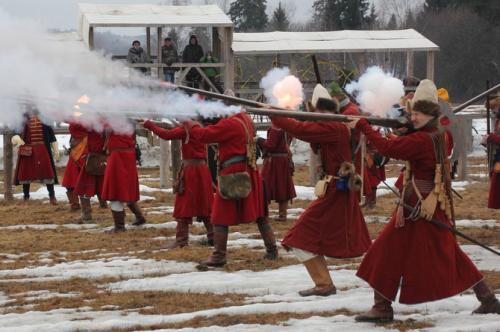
[127,40,148,74]
[200,51,223,93]
[161,37,179,83]
[182,35,204,88]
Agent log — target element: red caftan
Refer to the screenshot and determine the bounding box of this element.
[355,118,483,304]
[488,119,500,209]
[189,113,266,226]
[101,132,139,202]
[62,123,88,189]
[14,116,57,184]
[144,121,213,218]
[258,126,296,203]
[74,130,105,198]
[273,116,371,258]
[340,102,372,197]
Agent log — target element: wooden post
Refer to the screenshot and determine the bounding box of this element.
[456,117,472,180]
[3,133,14,201]
[406,51,414,77]
[157,27,162,79]
[426,51,435,81]
[146,27,151,60]
[290,54,297,75]
[222,27,234,90]
[159,140,170,189]
[88,27,95,50]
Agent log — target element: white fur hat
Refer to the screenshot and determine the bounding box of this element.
[311,84,331,107]
[409,79,440,116]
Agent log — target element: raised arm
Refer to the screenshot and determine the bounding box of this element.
[189,117,236,145]
[355,118,428,161]
[143,121,186,141]
[271,116,342,144]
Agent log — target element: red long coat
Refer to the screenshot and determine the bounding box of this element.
[101,132,139,202]
[144,121,213,218]
[340,102,372,196]
[62,123,87,189]
[355,118,482,304]
[258,126,296,203]
[273,116,371,258]
[14,116,58,185]
[488,119,500,209]
[74,130,105,198]
[189,113,266,226]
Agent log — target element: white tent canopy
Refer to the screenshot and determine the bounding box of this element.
[233,29,439,55]
[78,3,233,48]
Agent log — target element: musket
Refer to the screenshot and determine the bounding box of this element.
[452,82,500,114]
[486,81,493,174]
[245,107,409,128]
[397,201,500,256]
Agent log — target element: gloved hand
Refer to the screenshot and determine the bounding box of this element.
[11,135,25,146]
[51,141,60,162]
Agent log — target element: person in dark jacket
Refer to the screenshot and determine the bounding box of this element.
[200,51,223,93]
[127,40,149,74]
[161,37,179,83]
[182,35,204,88]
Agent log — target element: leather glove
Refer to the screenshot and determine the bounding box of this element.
[11,135,25,146]
[51,141,60,162]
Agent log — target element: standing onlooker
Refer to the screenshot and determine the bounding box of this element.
[182,35,204,88]
[161,37,179,83]
[483,93,500,209]
[200,51,223,93]
[12,107,59,204]
[127,40,148,74]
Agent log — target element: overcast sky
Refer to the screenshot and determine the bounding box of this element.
[0,0,316,30]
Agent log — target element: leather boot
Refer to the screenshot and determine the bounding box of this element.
[79,197,92,223]
[355,291,394,322]
[199,226,228,267]
[257,219,278,260]
[66,191,81,211]
[106,210,126,233]
[127,202,146,226]
[202,218,214,246]
[166,219,190,249]
[298,256,336,296]
[472,280,500,314]
[274,201,288,221]
[49,196,58,206]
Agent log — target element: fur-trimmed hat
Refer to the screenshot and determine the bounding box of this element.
[403,76,420,93]
[486,92,500,110]
[307,84,339,113]
[408,79,440,117]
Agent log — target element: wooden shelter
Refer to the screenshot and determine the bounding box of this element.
[233,29,439,184]
[78,3,234,187]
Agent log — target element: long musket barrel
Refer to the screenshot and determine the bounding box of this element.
[245,107,409,128]
[159,83,409,128]
[452,82,500,114]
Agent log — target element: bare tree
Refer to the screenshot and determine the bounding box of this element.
[376,0,425,27]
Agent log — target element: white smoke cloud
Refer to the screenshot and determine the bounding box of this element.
[0,8,240,134]
[259,67,303,109]
[345,66,404,117]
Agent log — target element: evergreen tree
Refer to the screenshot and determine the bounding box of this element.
[229,0,268,32]
[269,1,290,31]
[312,0,371,31]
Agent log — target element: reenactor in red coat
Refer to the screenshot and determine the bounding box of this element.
[101,127,146,232]
[74,127,108,222]
[61,122,87,211]
[141,120,214,248]
[349,80,500,322]
[483,94,500,209]
[187,110,278,268]
[273,89,371,297]
[256,126,296,221]
[12,108,59,204]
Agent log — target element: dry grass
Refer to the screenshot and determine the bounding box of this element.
[0,159,497,330]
